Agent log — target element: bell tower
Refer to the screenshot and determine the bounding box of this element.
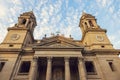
[0,11,37,49]
[79,12,113,49]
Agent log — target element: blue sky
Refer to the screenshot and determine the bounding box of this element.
[0,0,120,49]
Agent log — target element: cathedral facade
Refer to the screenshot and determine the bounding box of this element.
[0,11,120,80]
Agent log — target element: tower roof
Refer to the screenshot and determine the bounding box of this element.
[81,12,95,19]
[20,11,35,17]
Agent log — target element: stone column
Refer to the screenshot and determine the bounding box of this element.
[78,58,87,80]
[46,57,52,80]
[64,57,70,80]
[86,21,90,28]
[29,57,38,80]
[25,19,29,27]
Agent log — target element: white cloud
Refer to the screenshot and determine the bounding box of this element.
[0,23,7,43]
[0,5,7,18]
[109,6,114,13]
[40,0,48,6]
[49,5,54,16]
[102,0,107,7]
[96,0,113,8]
[74,0,82,4]
[0,4,8,18]
[96,0,107,7]
[34,0,64,39]
[11,0,21,5]
[0,0,120,49]
[108,34,120,49]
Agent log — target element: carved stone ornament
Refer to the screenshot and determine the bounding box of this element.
[49,43,69,48]
[11,34,20,41]
[96,35,104,42]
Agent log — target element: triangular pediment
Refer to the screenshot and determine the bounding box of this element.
[37,36,82,48]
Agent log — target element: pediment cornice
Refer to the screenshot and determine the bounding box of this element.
[34,35,83,48]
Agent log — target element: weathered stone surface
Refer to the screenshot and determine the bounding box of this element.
[0,11,120,80]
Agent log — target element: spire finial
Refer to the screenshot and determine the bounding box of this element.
[44,34,46,38]
[51,33,55,36]
[56,31,60,36]
[32,8,33,12]
[69,35,71,38]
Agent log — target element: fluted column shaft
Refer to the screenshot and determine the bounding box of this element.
[78,58,87,80]
[29,57,38,80]
[65,57,70,80]
[46,57,52,80]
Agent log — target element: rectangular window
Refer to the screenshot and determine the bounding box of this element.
[109,62,115,71]
[19,61,31,74]
[85,61,96,74]
[0,62,5,72]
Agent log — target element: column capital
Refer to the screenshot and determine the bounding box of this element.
[78,57,84,61]
[47,57,52,61]
[33,56,38,61]
[64,57,70,62]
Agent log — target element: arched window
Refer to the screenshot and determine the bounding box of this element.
[22,19,26,24]
[89,20,94,27]
[19,18,26,25]
[85,22,88,28]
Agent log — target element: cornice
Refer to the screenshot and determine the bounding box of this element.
[37,35,82,47]
[7,27,29,31]
[0,48,22,54]
[83,49,120,55]
[22,49,35,53]
[33,46,84,51]
[84,43,113,47]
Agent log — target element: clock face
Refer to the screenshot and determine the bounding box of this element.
[96,35,104,42]
[11,34,20,41]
